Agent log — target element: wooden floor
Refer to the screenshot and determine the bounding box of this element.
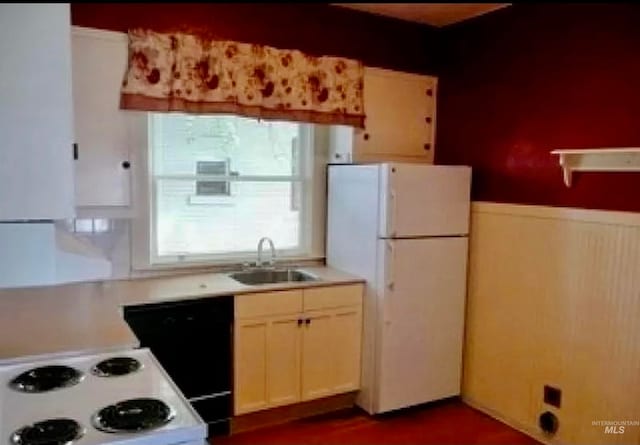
[214,399,540,445]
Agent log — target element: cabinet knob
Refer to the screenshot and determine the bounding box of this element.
[424,143,431,151]
[305,318,311,325]
[426,88,433,97]
[363,133,370,141]
[425,117,432,124]
[122,161,131,169]
[297,319,303,326]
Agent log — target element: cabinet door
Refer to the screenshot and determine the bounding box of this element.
[331,307,362,393]
[235,314,302,414]
[234,319,269,414]
[354,67,436,163]
[267,316,302,407]
[0,4,75,220]
[71,27,131,208]
[300,311,335,401]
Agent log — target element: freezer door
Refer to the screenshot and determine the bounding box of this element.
[379,164,471,238]
[375,237,468,413]
[327,164,381,281]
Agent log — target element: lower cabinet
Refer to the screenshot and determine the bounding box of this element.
[234,284,363,415]
[301,307,362,401]
[234,314,301,413]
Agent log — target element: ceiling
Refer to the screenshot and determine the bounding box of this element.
[333,3,510,27]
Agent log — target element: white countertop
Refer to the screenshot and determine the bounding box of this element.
[0,266,363,364]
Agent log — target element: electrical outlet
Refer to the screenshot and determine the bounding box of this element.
[544,385,562,408]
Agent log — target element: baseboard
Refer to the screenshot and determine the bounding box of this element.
[230,392,358,435]
[462,397,557,445]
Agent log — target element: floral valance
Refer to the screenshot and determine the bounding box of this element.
[120,29,365,128]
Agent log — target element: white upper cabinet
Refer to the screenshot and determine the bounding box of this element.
[330,67,437,164]
[71,27,131,210]
[0,4,75,220]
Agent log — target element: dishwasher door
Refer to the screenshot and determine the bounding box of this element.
[124,295,233,433]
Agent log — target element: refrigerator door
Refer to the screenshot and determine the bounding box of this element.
[374,236,468,413]
[379,164,471,238]
[326,164,381,414]
[327,165,381,282]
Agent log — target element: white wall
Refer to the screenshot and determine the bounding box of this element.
[0,222,112,288]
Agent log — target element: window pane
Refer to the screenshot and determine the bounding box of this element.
[152,113,300,177]
[196,160,229,196]
[155,179,301,256]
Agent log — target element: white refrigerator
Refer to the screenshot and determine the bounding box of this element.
[326,163,471,414]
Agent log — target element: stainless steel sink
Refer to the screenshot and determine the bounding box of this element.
[229,268,319,285]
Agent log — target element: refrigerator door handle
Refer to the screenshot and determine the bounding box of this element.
[388,189,397,237]
[386,240,395,291]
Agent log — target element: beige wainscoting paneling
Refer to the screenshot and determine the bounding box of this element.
[464,202,640,445]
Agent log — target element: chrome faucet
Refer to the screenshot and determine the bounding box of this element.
[256,237,276,268]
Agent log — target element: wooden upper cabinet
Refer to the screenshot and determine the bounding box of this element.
[330,67,437,165]
[71,27,132,209]
[356,67,436,163]
[0,4,75,220]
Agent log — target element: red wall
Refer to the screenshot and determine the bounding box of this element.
[71,3,439,75]
[436,3,640,212]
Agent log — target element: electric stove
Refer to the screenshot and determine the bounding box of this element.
[0,348,207,445]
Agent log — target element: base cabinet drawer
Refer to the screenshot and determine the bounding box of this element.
[234,284,363,415]
[303,284,363,311]
[235,290,302,319]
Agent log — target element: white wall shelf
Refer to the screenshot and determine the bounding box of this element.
[551,148,640,187]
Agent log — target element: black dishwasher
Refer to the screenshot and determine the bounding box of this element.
[123,295,233,435]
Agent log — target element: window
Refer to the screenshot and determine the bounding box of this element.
[196,160,230,196]
[144,113,324,266]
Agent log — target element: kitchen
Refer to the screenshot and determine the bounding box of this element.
[1,3,639,445]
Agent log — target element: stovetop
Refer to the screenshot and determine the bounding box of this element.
[0,348,207,445]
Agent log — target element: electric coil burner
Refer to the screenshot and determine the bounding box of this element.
[91,357,142,377]
[8,365,83,393]
[1,349,206,445]
[10,418,84,445]
[92,398,176,433]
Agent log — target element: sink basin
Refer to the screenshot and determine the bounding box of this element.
[229,268,319,285]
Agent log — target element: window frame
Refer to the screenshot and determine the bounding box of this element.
[130,113,325,270]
